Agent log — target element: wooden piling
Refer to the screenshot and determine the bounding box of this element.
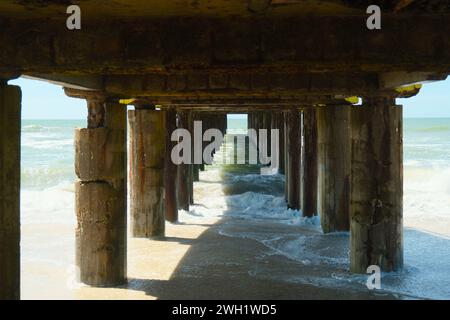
[0,84,21,300]
[262,112,272,156]
[165,108,178,223]
[129,108,166,238]
[284,111,289,201]
[302,109,318,217]
[271,111,285,174]
[286,109,302,210]
[193,165,200,182]
[75,99,127,286]
[350,98,403,273]
[177,110,191,211]
[189,113,195,204]
[317,105,351,232]
[200,113,209,170]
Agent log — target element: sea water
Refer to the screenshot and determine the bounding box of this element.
[20,117,450,299]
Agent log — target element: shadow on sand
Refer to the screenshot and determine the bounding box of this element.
[114,162,450,300]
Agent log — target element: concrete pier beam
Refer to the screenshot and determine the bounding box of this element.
[129,107,166,238]
[302,109,318,217]
[317,106,351,233]
[0,83,21,300]
[350,97,403,273]
[74,96,127,286]
[165,108,178,223]
[285,109,302,210]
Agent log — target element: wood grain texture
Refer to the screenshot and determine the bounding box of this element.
[350,98,403,273]
[0,85,21,300]
[317,106,351,232]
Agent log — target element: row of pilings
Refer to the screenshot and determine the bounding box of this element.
[248,103,403,274]
[0,82,403,298]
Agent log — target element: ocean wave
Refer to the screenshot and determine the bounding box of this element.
[22,138,74,150]
[22,124,46,132]
[22,166,75,189]
[404,159,450,168]
[22,125,69,133]
[412,125,450,133]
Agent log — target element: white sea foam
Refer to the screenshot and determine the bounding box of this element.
[21,181,76,225]
[176,165,450,299]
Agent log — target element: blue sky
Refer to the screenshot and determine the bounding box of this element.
[10,77,450,119]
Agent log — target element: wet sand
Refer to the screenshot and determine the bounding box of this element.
[21,167,417,300]
[21,213,401,299]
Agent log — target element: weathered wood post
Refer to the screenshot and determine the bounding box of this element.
[0,81,21,300]
[302,108,318,217]
[271,111,285,174]
[286,109,302,210]
[188,111,194,205]
[254,112,263,164]
[177,110,191,211]
[193,165,200,182]
[66,89,127,286]
[350,97,403,273]
[263,111,272,157]
[317,105,351,232]
[200,112,210,171]
[165,107,178,223]
[129,106,166,238]
[284,111,289,201]
[192,112,201,181]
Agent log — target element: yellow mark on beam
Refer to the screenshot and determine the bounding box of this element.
[395,84,422,94]
[119,99,135,105]
[345,96,359,104]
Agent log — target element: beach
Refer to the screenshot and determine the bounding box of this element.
[20,118,450,299]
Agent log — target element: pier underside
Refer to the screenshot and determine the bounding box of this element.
[1,0,450,299]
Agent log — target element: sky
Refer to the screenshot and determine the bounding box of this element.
[10,77,450,119]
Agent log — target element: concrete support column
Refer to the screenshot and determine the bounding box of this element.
[129,107,165,238]
[317,105,351,233]
[285,109,302,210]
[302,108,318,217]
[72,92,127,286]
[165,108,178,223]
[0,82,21,300]
[350,97,403,273]
[177,110,191,211]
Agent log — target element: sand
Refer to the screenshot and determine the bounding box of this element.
[21,167,429,300]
